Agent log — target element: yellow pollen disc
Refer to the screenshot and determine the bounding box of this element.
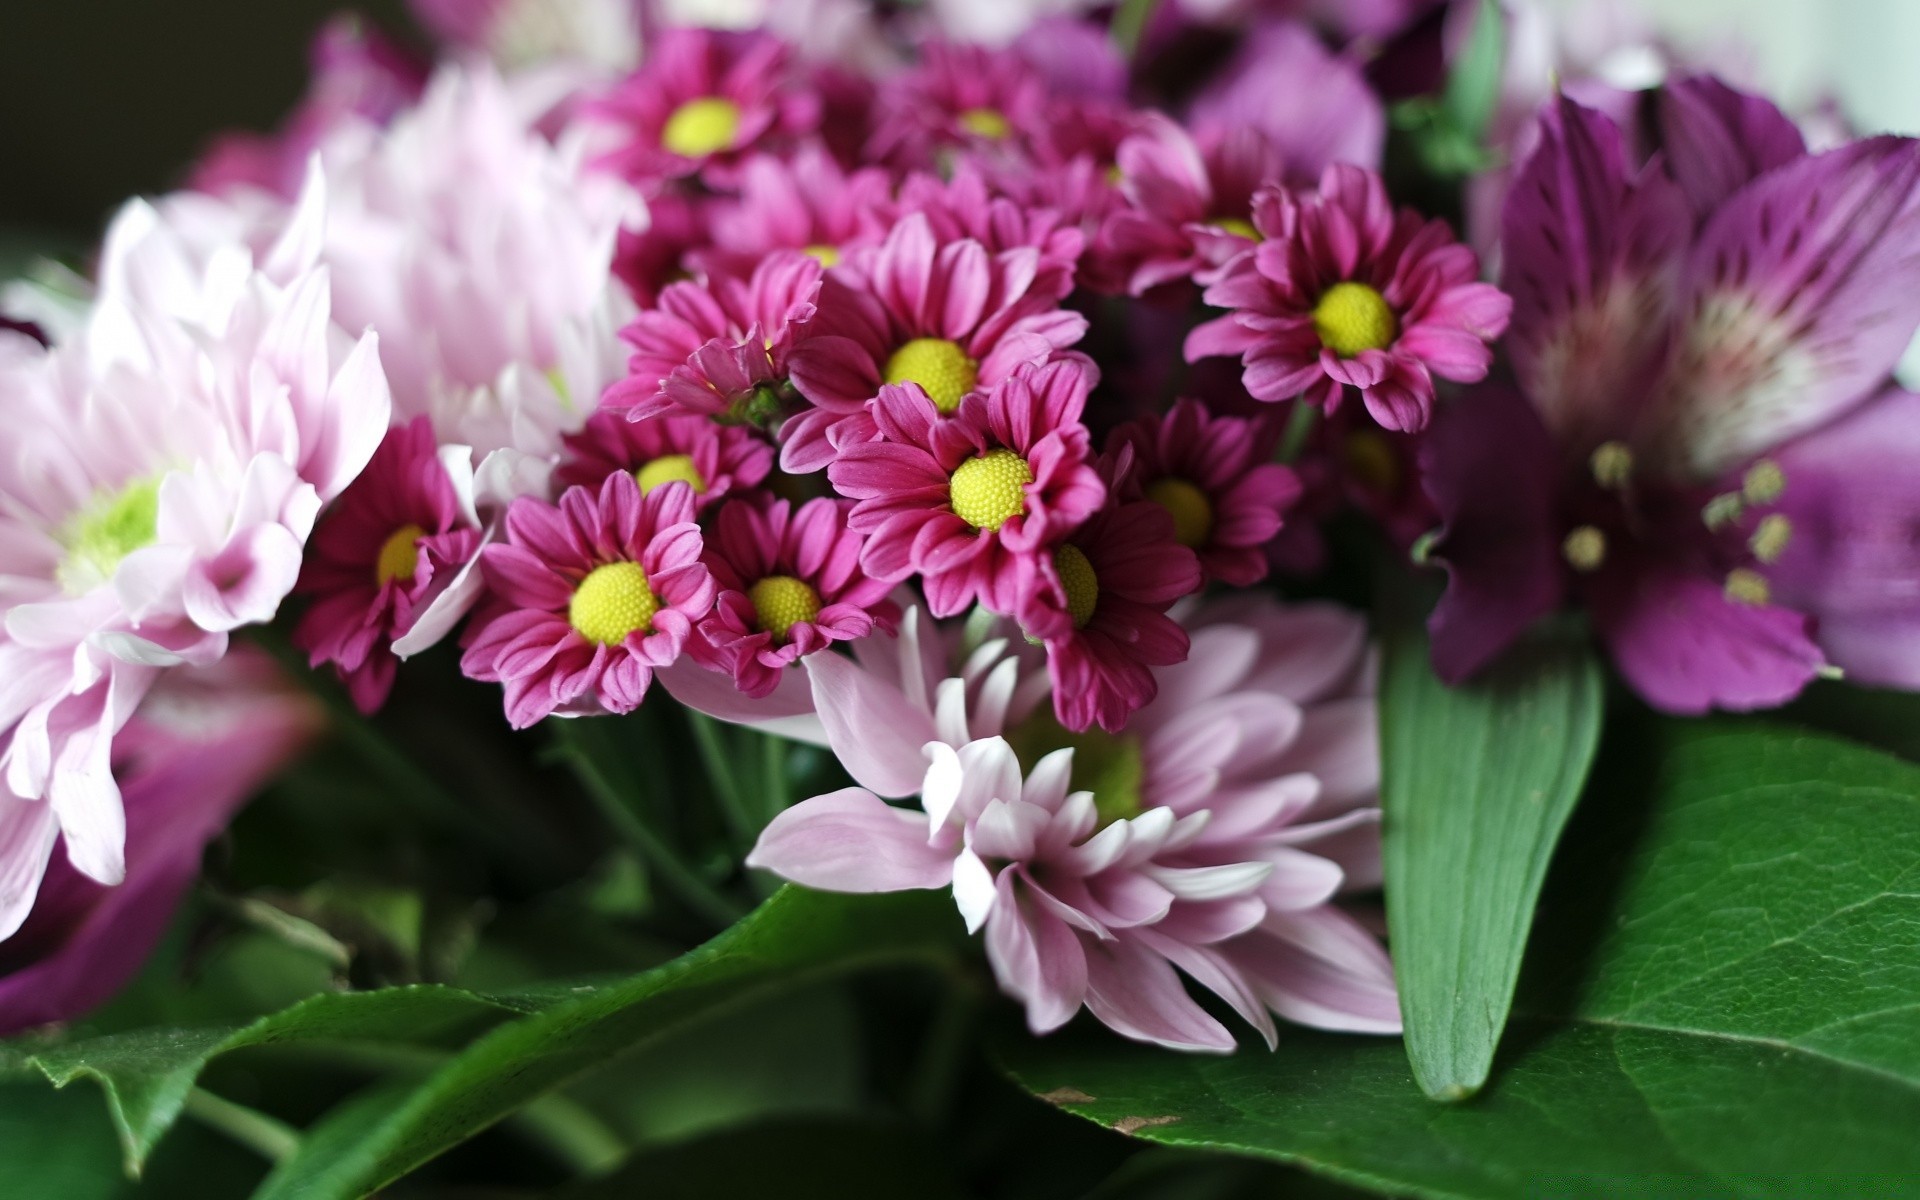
[376,524,427,586]
[635,454,707,496]
[1562,525,1606,572]
[1750,513,1793,563]
[1343,430,1400,495]
[1054,543,1099,629]
[1724,568,1771,607]
[1145,477,1214,548]
[1212,216,1260,241]
[1743,459,1786,505]
[661,96,742,158]
[1312,281,1398,358]
[959,107,1011,140]
[748,574,823,641]
[1591,441,1634,489]
[569,561,659,646]
[802,243,841,268]
[884,337,979,414]
[949,449,1033,531]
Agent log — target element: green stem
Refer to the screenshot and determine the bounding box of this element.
[551,725,746,927]
[1278,399,1319,464]
[760,733,789,824]
[688,712,759,846]
[512,1094,629,1176]
[183,1088,301,1164]
[1111,0,1161,58]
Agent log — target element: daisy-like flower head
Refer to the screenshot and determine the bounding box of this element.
[1186,165,1513,433]
[1017,490,1202,733]
[691,496,898,699]
[1097,115,1286,297]
[784,213,1088,472]
[601,249,823,423]
[891,163,1085,273]
[555,408,772,509]
[294,418,485,714]
[694,146,893,280]
[747,596,1398,1052]
[592,27,822,187]
[1108,398,1300,587]
[1185,19,1386,182]
[828,359,1107,617]
[865,40,1050,170]
[460,472,714,727]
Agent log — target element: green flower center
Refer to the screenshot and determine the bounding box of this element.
[661,96,742,158]
[884,337,979,414]
[376,524,426,586]
[1008,708,1145,830]
[1312,281,1398,358]
[569,561,658,646]
[56,476,161,594]
[959,107,1011,140]
[948,448,1032,531]
[1053,543,1099,629]
[635,454,706,496]
[748,574,822,641]
[1144,478,1213,548]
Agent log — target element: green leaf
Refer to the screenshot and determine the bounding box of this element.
[251,886,959,1200]
[1004,724,1920,1193]
[1380,622,1604,1098]
[0,984,534,1176]
[1441,0,1505,145]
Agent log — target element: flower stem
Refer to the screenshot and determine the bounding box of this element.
[513,1094,629,1176]
[183,1088,301,1164]
[1112,0,1162,58]
[688,712,760,846]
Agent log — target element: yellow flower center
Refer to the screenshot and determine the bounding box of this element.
[949,448,1032,531]
[635,454,707,496]
[569,561,659,646]
[959,107,1011,140]
[1212,216,1260,241]
[884,337,979,414]
[1144,478,1213,548]
[375,524,427,586]
[748,574,822,641]
[803,243,841,268]
[661,96,742,158]
[1054,543,1099,628]
[56,476,161,594]
[1312,281,1398,358]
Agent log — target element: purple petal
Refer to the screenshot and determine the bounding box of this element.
[746,787,954,892]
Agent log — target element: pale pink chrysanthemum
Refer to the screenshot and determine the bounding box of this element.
[691,497,898,699]
[827,360,1107,617]
[748,597,1399,1052]
[783,213,1087,472]
[1186,166,1512,433]
[555,408,772,509]
[460,472,714,727]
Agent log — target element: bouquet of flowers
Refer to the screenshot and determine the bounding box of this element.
[4,0,1918,1194]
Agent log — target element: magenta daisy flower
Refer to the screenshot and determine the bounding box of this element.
[294,418,484,713]
[892,164,1085,271]
[460,472,715,728]
[592,28,821,187]
[827,359,1106,617]
[783,213,1087,472]
[1108,398,1301,587]
[1186,165,1512,433]
[601,249,822,423]
[694,146,892,279]
[1018,493,1203,733]
[691,497,898,699]
[554,408,772,508]
[1098,116,1286,296]
[866,41,1049,170]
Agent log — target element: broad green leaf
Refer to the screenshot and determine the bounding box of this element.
[0,984,536,1176]
[1005,724,1920,1194]
[0,1082,266,1198]
[1380,622,1603,1098]
[252,886,959,1200]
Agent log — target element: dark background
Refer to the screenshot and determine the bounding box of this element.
[0,0,415,243]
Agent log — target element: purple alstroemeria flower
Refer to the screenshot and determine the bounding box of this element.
[1423,77,1920,713]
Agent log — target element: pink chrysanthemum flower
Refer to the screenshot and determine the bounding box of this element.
[1186,166,1512,433]
[1108,399,1300,587]
[460,472,714,727]
[828,360,1106,617]
[592,28,821,187]
[1017,494,1202,733]
[295,418,485,713]
[554,409,772,508]
[691,497,898,699]
[694,146,892,280]
[1098,116,1286,296]
[601,250,823,423]
[891,164,1085,270]
[748,597,1398,1052]
[866,41,1050,170]
[784,213,1088,472]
